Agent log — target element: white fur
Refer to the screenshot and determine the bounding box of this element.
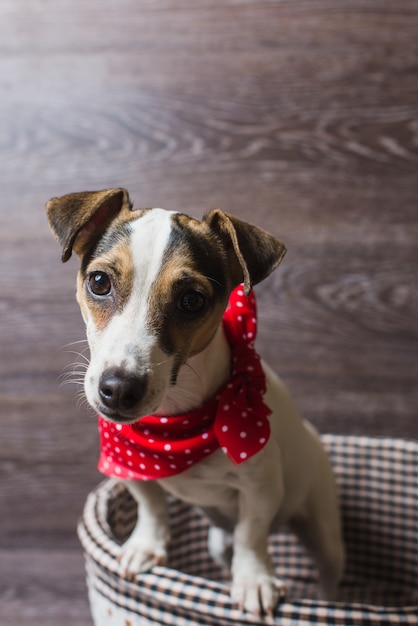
[84,210,177,416]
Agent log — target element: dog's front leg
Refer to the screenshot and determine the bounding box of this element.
[119,480,169,576]
[231,451,285,616]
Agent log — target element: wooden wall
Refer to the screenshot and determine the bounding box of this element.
[1,1,417,623]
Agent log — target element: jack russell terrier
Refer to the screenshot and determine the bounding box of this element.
[46,188,344,616]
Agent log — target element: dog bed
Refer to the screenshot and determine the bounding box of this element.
[78,435,418,625]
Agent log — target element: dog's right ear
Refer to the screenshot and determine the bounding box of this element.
[46,188,132,262]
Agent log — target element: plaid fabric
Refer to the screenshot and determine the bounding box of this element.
[78,435,418,625]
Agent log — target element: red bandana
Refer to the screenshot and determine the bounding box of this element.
[98,285,271,481]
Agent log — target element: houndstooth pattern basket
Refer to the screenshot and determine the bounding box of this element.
[78,435,418,625]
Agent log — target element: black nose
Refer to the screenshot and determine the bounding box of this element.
[99,368,146,413]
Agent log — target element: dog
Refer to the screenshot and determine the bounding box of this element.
[46,187,344,616]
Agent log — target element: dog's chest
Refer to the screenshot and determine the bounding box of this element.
[159,449,241,507]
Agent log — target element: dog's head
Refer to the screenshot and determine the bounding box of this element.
[46,188,286,423]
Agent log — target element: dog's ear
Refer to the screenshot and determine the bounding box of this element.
[46,188,132,262]
[203,209,286,295]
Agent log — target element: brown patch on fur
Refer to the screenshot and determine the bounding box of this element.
[46,188,132,263]
[77,239,134,332]
[74,207,153,331]
[148,214,230,367]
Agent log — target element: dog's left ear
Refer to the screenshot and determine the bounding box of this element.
[204,209,286,295]
[46,188,132,262]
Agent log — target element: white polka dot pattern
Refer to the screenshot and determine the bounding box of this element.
[97,285,271,480]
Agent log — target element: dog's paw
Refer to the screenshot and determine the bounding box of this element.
[231,569,285,617]
[119,534,168,577]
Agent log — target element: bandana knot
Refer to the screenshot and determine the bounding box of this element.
[98,285,271,480]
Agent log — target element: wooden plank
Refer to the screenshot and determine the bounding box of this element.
[0,550,92,626]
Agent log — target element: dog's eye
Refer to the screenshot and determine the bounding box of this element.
[179,290,206,314]
[87,272,112,297]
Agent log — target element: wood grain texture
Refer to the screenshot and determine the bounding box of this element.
[0,1,417,622]
[0,551,91,626]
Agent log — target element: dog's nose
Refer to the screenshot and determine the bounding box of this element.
[99,368,146,413]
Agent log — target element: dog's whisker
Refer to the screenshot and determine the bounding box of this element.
[59,371,84,382]
[62,339,89,352]
[59,378,85,389]
[59,366,88,382]
[75,393,91,412]
[59,369,86,381]
[63,338,88,346]
[71,361,89,371]
[59,370,86,380]
[62,360,89,370]
[58,361,87,389]
[154,359,170,369]
[64,349,91,364]
[61,357,89,373]
[184,361,204,388]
